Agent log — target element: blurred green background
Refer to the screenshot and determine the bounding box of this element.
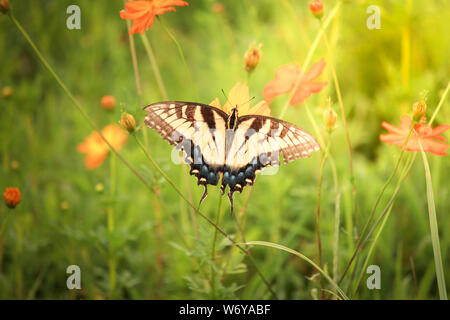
[0,0,449,299]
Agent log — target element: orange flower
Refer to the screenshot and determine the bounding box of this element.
[77,125,128,169]
[380,116,450,156]
[309,0,324,19]
[210,82,271,116]
[101,95,116,110]
[263,59,327,106]
[3,187,21,209]
[120,0,189,35]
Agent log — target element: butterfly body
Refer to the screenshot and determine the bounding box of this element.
[144,101,320,214]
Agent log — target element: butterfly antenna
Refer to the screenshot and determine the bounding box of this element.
[243,96,256,105]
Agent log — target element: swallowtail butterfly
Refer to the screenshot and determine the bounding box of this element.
[144,101,320,214]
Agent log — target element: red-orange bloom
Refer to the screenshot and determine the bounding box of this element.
[3,187,21,209]
[380,116,450,156]
[77,125,128,169]
[120,0,189,35]
[101,95,116,110]
[263,59,327,106]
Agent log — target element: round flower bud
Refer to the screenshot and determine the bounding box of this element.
[309,0,324,19]
[412,101,427,122]
[101,95,116,110]
[323,107,337,132]
[2,86,12,98]
[244,45,262,72]
[10,160,19,171]
[120,112,136,133]
[0,0,10,14]
[60,201,69,211]
[95,183,104,193]
[212,2,224,14]
[3,187,21,209]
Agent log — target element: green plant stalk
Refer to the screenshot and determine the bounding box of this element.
[417,140,447,300]
[211,196,223,299]
[429,80,450,125]
[329,131,341,284]
[157,16,198,100]
[319,20,358,242]
[132,134,279,299]
[352,152,416,296]
[233,209,247,248]
[141,34,168,100]
[281,0,311,47]
[245,241,348,300]
[125,15,165,278]
[319,20,353,179]
[353,204,394,296]
[278,1,341,119]
[314,137,331,297]
[125,16,142,97]
[107,154,117,299]
[338,123,416,285]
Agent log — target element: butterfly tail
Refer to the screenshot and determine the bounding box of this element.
[198,184,208,207]
[228,191,234,216]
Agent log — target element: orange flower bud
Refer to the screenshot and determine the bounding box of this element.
[309,0,323,19]
[10,160,19,171]
[323,107,337,132]
[3,187,21,209]
[212,2,224,14]
[120,112,136,133]
[101,95,116,110]
[412,101,427,122]
[2,86,12,98]
[244,45,262,72]
[60,201,69,211]
[0,0,10,14]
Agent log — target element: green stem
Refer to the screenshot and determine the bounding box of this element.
[417,139,447,300]
[278,1,341,119]
[107,154,117,299]
[319,19,357,238]
[211,196,222,299]
[245,241,348,300]
[429,80,450,125]
[157,16,198,99]
[125,14,142,97]
[352,153,416,296]
[314,136,331,297]
[338,123,416,286]
[141,34,169,100]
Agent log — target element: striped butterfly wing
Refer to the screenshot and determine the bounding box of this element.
[222,115,320,198]
[144,101,228,198]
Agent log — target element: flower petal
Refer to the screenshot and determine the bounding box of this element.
[303,58,326,82]
[262,63,300,103]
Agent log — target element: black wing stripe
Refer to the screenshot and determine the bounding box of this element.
[200,107,216,129]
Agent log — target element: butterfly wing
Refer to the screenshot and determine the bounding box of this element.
[144,102,229,201]
[222,114,320,194]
